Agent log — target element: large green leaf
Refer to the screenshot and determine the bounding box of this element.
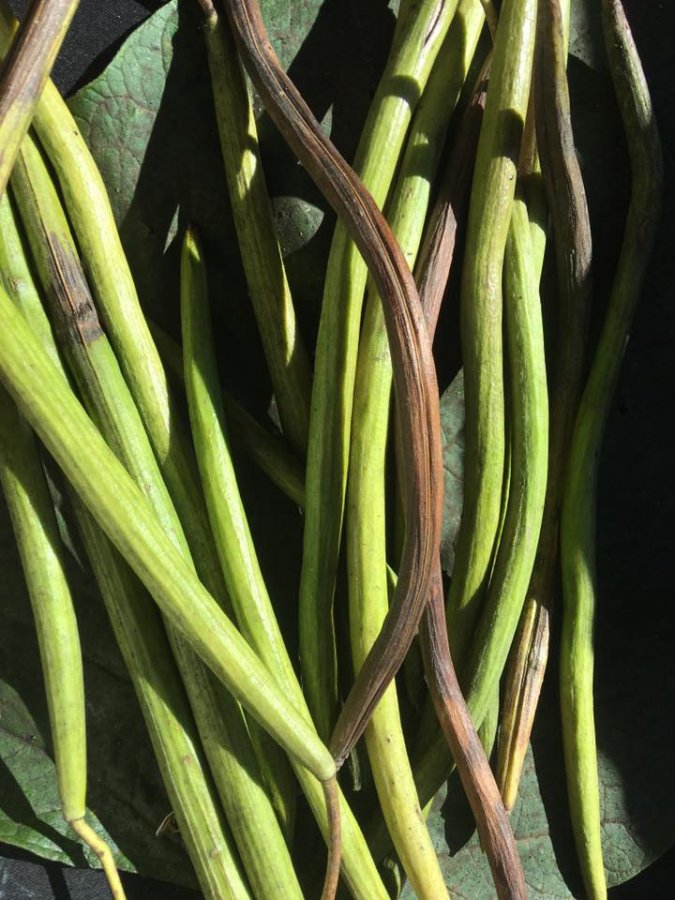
[0,678,126,870]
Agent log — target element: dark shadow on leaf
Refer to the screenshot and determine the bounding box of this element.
[0,758,87,866]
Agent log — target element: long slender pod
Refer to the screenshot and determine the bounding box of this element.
[196,0,311,453]
[0,206,250,900]
[444,0,537,668]
[73,508,252,900]
[226,0,445,766]
[345,5,483,895]
[0,0,78,193]
[227,0,457,740]
[397,0,536,813]
[497,0,590,809]
[413,197,547,815]
[348,309,448,898]
[359,46,524,891]
[461,195,549,734]
[420,567,526,900]
[180,228,339,898]
[406,55,492,757]
[148,320,306,507]
[10,136,302,894]
[559,2,662,896]
[181,226,389,900]
[0,390,125,900]
[410,84,545,897]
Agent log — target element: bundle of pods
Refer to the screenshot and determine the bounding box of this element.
[0,0,662,898]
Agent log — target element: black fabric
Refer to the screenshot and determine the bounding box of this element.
[0,843,200,899]
[6,0,163,96]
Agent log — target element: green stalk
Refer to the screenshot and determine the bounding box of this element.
[345,4,483,895]
[559,2,662,896]
[404,191,547,824]
[298,0,460,739]
[180,227,389,900]
[0,206,250,900]
[497,0,584,811]
[0,389,125,900]
[445,0,537,667]
[461,196,549,730]
[149,320,305,508]
[0,0,79,194]
[348,309,448,899]
[10,136,300,894]
[197,0,311,453]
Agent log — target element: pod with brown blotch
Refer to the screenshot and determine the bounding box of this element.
[559,2,663,897]
[0,199,250,900]
[0,18,268,812]
[10,135,301,895]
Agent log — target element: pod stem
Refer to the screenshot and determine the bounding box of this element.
[70,818,126,900]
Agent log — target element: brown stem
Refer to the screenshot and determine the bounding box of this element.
[420,566,527,900]
[0,0,80,194]
[320,777,342,900]
[225,0,444,767]
[414,54,490,335]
